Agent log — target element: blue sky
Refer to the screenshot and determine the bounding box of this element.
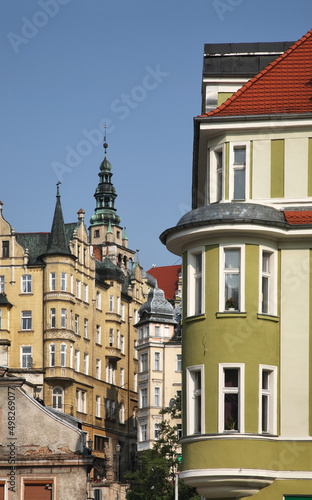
[1,1,311,271]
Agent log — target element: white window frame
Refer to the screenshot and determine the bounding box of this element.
[0,275,4,293]
[177,354,182,372]
[140,422,147,442]
[219,244,245,312]
[109,295,114,312]
[21,274,32,294]
[186,365,205,435]
[83,283,88,302]
[96,358,101,379]
[50,272,56,291]
[61,272,67,291]
[134,372,138,392]
[119,402,125,424]
[121,335,125,354]
[61,308,67,329]
[154,386,160,407]
[140,353,148,372]
[187,247,205,317]
[121,303,125,321]
[60,343,67,367]
[96,291,101,310]
[154,421,161,440]
[96,395,101,418]
[21,310,32,330]
[258,364,277,435]
[49,343,55,367]
[75,314,79,335]
[109,328,114,347]
[208,144,225,203]
[76,389,86,413]
[218,363,245,433]
[84,353,89,375]
[259,246,277,316]
[74,349,80,372]
[229,141,250,201]
[96,325,101,344]
[120,367,124,387]
[140,387,148,408]
[84,318,89,338]
[50,308,56,328]
[154,351,161,371]
[76,280,81,299]
[52,386,64,410]
[21,345,32,369]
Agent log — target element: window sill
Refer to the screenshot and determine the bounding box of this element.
[19,330,34,333]
[185,313,206,323]
[257,313,279,322]
[216,312,247,318]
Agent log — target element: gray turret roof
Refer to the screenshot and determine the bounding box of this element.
[136,287,177,327]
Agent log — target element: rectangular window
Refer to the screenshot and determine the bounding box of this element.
[50,344,55,367]
[21,275,32,293]
[155,325,160,337]
[83,283,88,302]
[220,245,245,312]
[96,291,101,309]
[229,142,249,201]
[154,422,161,440]
[187,249,204,316]
[111,400,116,420]
[154,352,160,371]
[96,325,101,344]
[120,367,124,387]
[0,309,2,329]
[2,241,9,258]
[109,295,114,312]
[134,372,138,392]
[105,399,111,419]
[154,386,160,407]
[96,359,101,379]
[76,389,86,413]
[140,423,147,441]
[61,272,67,291]
[141,388,148,408]
[21,310,32,330]
[219,363,245,433]
[109,328,114,347]
[260,248,277,316]
[0,276,4,293]
[84,318,88,338]
[74,349,80,371]
[117,330,120,349]
[70,274,74,294]
[61,344,66,367]
[50,308,56,328]
[94,435,106,452]
[96,395,101,418]
[21,346,32,368]
[117,297,120,315]
[208,146,224,203]
[259,365,277,434]
[76,280,81,299]
[140,353,148,372]
[121,303,125,321]
[84,353,89,375]
[50,272,56,291]
[106,362,116,385]
[75,314,79,335]
[61,308,67,328]
[186,365,204,435]
[177,354,182,372]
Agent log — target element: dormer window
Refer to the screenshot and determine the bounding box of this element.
[229,142,250,201]
[208,145,224,203]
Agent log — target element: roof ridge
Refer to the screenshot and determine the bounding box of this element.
[202,28,312,117]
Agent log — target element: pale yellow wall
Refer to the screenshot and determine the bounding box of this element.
[280,249,310,436]
[284,137,308,198]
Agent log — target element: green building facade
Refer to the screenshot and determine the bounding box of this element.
[161,30,312,499]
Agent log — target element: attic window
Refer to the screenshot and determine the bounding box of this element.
[94,230,100,238]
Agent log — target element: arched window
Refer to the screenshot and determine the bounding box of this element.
[52,387,63,410]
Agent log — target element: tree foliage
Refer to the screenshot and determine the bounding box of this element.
[126,396,200,499]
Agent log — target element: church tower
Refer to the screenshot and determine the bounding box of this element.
[89,136,135,272]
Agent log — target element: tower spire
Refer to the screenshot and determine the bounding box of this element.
[46,183,70,255]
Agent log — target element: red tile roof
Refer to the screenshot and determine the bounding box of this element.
[147,265,181,302]
[202,29,312,117]
[284,210,312,225]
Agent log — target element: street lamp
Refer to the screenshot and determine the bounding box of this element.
[116,443,121,482]
[87,439,93,455]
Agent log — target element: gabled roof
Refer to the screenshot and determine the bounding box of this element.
[202,29,312,117]
[147,265,181,302]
